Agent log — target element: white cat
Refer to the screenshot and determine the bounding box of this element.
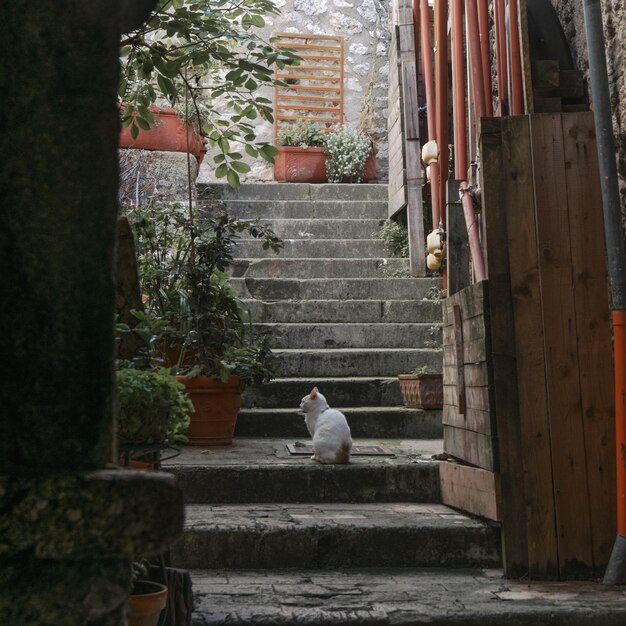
[299,387,352,464]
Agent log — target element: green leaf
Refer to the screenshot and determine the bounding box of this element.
[130,122,139,140]
[226,169,241,188]
[231,161,251,174]
[215,164,228,178]
[245,145,259,157]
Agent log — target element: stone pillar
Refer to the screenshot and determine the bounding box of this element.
[0,2,183,624]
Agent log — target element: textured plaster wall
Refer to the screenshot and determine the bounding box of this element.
[197,0,391,184]
[550,0,626,218]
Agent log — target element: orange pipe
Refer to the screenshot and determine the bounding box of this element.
[494,0,508,112]
[477,0,493,117]
[420,0,441,227]
[434,0,449,226]
[452,0,467,178]
[466,0,487,120]
[508,0,525,114]
[614,310,626,536]
[460,182,486,282]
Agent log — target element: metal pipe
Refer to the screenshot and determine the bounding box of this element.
[508,0,524,114]
[582,0,626,585]
[495,0,508,112]
[420,0,441,226]
[460,182,486,281]
[466,0,487,120]
[477,0,493,117]
[435,0,449,226]
[452,0,468,178]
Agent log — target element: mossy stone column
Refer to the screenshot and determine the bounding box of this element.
[0,2,183,624]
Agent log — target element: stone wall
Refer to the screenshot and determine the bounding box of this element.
[550,0,626,218]
[197,0,391,184]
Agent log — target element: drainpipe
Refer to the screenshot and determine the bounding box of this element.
[434,0,449,227]
[466,0,487,120]
[508,0,525,114]
[477,0,493,117]
[452,0,467,179]
[494,0,508,113]
[420,0,441,227]
[460,182,487,282]
[583,0,626,586]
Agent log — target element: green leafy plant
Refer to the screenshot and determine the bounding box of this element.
[118,0,299,187]
[116,368,192,444]
[425,285,446,301]
[125,198,281,384]
[325,126,373,183]
[376,220,409,258]
[277,121,327,148]
[411,365,436,375]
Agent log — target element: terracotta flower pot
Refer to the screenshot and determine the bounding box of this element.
[274,145,328,182]
[119,106,207,165]
[177,374,244,445]
[128,580,167,626]
[397,373,443,409]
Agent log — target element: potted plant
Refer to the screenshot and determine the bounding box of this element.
[325,125,376,183]
[398,365,443,409]
[274,121,329,182]
[125,198,281,445]
[128,560,168,626]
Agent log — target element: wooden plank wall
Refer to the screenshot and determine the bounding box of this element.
[479,112,615,580]
[389,0,425,276]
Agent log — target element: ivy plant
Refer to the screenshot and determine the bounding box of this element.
[119,0,299,187]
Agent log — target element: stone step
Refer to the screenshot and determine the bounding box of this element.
[232,277,440,301]
[254,323,442,349]
[234,238,386,259]
[189,568,626,626]
[200,182,389,202]
[209,199,388,220]
[240,298,442,323]
[232,258,410,279]
[235,407,442,439]
[241,218,385,240]
[273,348,442,378]
[170,502,501,569]
[165,439,442,504]
[242,377,405,408]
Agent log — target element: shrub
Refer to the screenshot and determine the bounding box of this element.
[278,121,327,148]
[325,126,372,183]
[376,220,409,258]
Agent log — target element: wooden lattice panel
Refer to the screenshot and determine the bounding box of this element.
[274,33,344,142]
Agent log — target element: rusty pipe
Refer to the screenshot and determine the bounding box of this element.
[494,0,508,112]
[466,0,487,121]
[452,0,468,178]
[434,0,449,226]
[460,182,486,282]
[477,0,493,117]
[420,0,441,226]
[508,0,525,114]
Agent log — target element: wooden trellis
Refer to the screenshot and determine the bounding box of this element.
[274,33,344,142]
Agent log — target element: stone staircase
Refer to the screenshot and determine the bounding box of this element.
[165,182,505,623]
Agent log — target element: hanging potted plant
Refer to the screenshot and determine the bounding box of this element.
[125,199,281,445]
[398,365,443,410]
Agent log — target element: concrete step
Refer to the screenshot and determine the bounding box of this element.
[171,502,501,569]
[232,258,410,279]
[200,182,389,202]
[232,277,440,300]
[254,323,442,349]
[165,439,442,504]
[273,348,442,377]
[241,218,385,240]
[234,238,386,259]
[208,199,388,220]
[240,298,442,323]
[235,407,442,439]
[189,568,626,626]
[242,377,405,408]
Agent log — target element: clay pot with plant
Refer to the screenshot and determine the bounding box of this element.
[127,560,168,626]
[398,366,443,410]
[124,199,281,445]
[274,120,329,182]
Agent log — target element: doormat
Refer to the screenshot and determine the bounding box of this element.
[286,442,395,457]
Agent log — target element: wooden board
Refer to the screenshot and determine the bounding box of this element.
[446,180,470,296]
[440,461,502,521]
[561,112,615,574]
[443,425,495,470]
[479,116,530,577]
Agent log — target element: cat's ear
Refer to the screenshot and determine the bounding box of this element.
[310,387,319,398]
